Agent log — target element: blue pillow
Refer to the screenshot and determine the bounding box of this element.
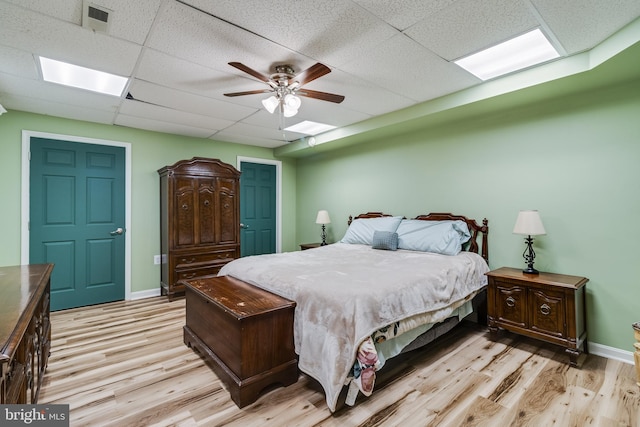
[340,216,403,245]
[396,220,471,255]
[372,231,399,251]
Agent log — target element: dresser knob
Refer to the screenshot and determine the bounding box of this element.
[506,296,516,307]
[540,304,551,315]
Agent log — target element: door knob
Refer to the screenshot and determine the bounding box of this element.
[110,227,124,236]
[240,223,249,229]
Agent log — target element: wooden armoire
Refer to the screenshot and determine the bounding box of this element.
[158,157,241,299]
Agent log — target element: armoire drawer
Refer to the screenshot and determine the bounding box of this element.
[175,264,226,283]
[173,250,236,269]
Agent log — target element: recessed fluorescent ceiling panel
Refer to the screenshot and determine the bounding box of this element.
[284,120,337,135]
[39,57,128,96]
[454,29,560,81]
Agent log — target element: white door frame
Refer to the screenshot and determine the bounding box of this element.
[236,156,282,253]
[21,130,133,300]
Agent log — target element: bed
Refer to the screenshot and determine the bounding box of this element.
[218,212,489,411]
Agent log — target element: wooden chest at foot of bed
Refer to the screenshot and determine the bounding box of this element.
[183,275,298,408]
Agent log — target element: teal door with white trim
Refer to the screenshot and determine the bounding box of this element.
[239,162,276,257]
[29,137,126,311]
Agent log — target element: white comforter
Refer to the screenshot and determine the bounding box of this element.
[219,243,489,411]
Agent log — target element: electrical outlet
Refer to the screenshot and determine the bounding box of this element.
[153,255,161,265]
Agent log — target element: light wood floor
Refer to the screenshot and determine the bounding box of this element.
[39,297,639,427]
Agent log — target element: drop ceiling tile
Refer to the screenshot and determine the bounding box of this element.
[0,45,40,79]
[302,69,415,116]
[1,93,117,124]
[127,79,258,122]
[134,49,260,105]
[3,0,81,24]
[531,0,640,53]
[0,2,141,75]
[118,99,234,131]
[340,33,479,102]
[91,0,164,44]
[353,0,457,31]
[0,71,122,112]
[182,0,399,67]
[405,0,539,61]
[216,121,305,143]
[145,1,299,72]
[210,131,289,149]
[115,114,216,138]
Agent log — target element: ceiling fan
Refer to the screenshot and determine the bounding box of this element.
[224,62,345,117]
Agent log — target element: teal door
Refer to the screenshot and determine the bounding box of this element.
[239,162,277,256]
[29,137,126,311]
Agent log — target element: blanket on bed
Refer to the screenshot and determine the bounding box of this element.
[218,243,489,411]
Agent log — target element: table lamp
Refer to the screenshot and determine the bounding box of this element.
[513,210,546,274]
[315,210,331,246]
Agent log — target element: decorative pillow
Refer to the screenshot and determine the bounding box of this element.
[372,231,399,251]
[396,220,471,255]
[340,216,403,245]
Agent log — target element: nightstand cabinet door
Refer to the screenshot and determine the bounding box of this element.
[529,288,565,338]
[494,282,527,329]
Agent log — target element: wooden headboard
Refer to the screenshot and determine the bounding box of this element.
[347,211,489,262]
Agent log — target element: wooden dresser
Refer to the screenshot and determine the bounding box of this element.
[486,267,588,367]
[158,158,241,300]
[0,264,53,404]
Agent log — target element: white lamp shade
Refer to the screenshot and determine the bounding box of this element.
[284,94,301,110]
[282,105,298,117]
[315,210,331,224]
[261,95,279,114]
[513,210,546,236]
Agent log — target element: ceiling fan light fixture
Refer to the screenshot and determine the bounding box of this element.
[262,95,279,114]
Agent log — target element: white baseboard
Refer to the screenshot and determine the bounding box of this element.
[130,288,161,300]
[589,341,634,364]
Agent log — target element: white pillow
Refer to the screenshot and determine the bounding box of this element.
[396,220,471,255]
[340,216,403,245]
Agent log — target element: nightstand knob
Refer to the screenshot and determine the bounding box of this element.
[506,296,516,307]
[540,303,551,315]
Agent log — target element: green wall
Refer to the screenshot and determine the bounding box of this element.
[295,78,640,352]
[0,111,298,293]
[0,76,638,353]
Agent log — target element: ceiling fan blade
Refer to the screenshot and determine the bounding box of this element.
[295,63,331,86]
[297,89,345,104]
[228,62,271,83]
[224,89,272,97]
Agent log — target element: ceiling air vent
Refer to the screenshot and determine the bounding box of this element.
[82,1,112,33]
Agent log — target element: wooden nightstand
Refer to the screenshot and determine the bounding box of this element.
[300,243,321,250]
[486,267,588,367]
